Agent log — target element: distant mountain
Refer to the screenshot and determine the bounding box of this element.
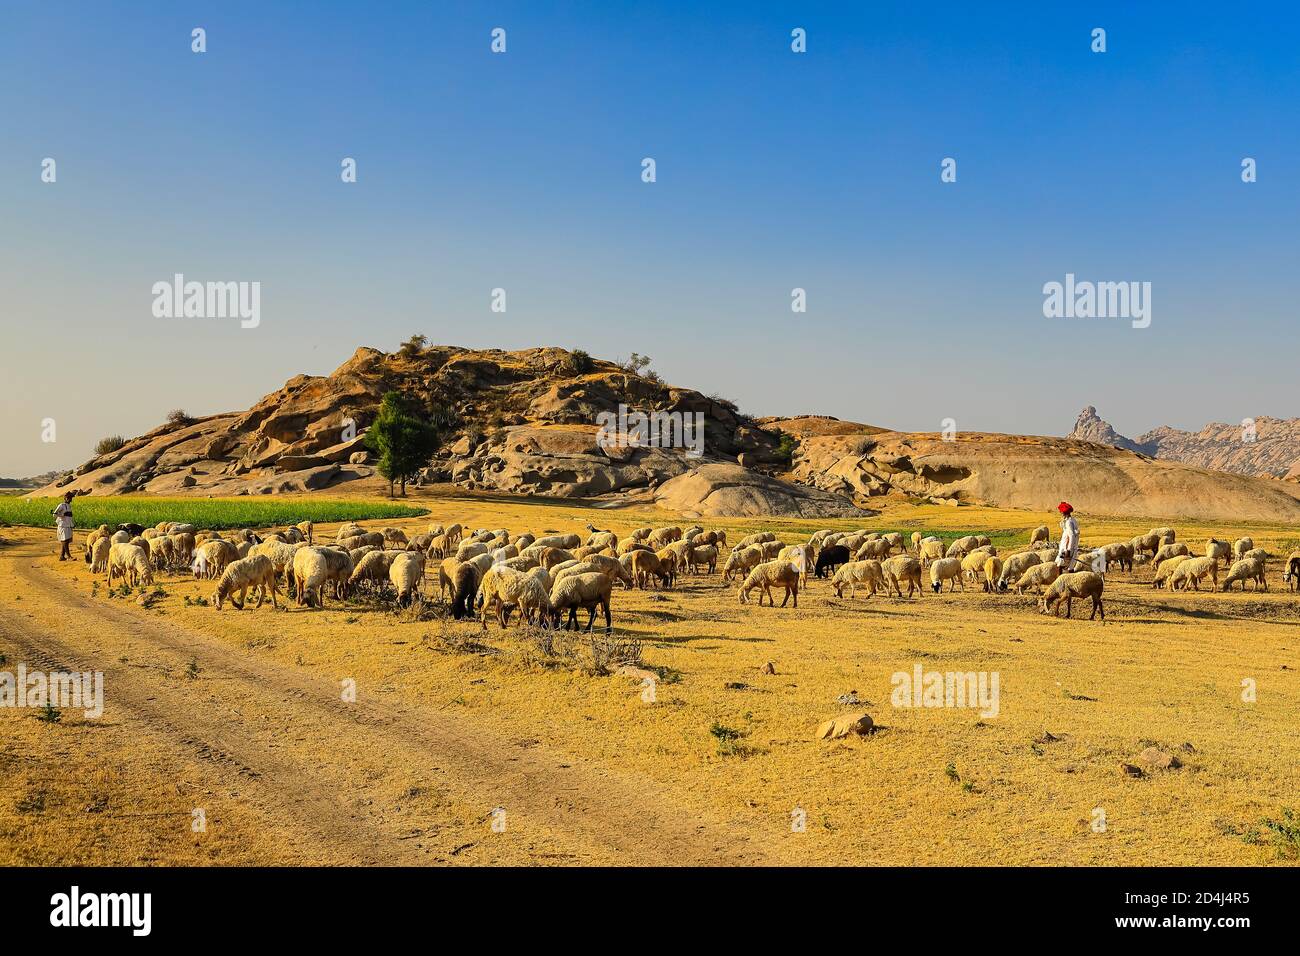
[1068,406,1300,480]
[0,470,67,490]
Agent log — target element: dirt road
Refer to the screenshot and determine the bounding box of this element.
[0,535,781,865]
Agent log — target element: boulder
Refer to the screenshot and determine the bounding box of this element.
[654,463,866,519]
[816,712,874,740]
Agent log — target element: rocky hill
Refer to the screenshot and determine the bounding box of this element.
[1069,406,1300,480]
[35,347,1300,521]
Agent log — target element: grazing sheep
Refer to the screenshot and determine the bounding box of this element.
[917,537,944,568]
[336,522,365,541]
[998,551,1042,590]
[738,561,800,607]
[149,535,176,571]
[557,554,633,588]
[585,527,619,552]
[1285,551,1300,591]
[549,572,614,633]
[388,552,426,606]
[107,543,153,588]
[1152,543,1191,571]
[814,545,851,579]
[348,549,400,591]
[1130,533,1161,558]
[1039,571,1105,620]
[831,560,884,599]
[479,565,551,628]
[1242,548,1269,565]
[945,535,979,559]
[1222,556,1267,592]
[689,544,720,575]
[169,532,196,565]
[654,549,680,589]
[380,528,409,548]
[733,531,774,551]
[250,540,300,591]
[295,520,314,545]
[292,547,351,607]
[776,544,813,583]
[910,531,923,554]
[1015,561,1060,595]
[629,550,671,589]
[448,563,480,620]
[1150,527,1176,545]
[531,533,581,551]
[89,537,111,574]
[1152,554,1190,589]
[982,556,1003,593]
[960,548,995,582]
[1233,537,1255,561]
[855,538,892,562]
[723,546,763,582]
[1099,541,1134,573]
[1205,538,1232,565]
[879,532,905,555]
[1170,556,1220,591]
[193,539,237,580]
[929,557,965,593]
[1030,525,1050,547]
[881,555,923,598]
[213,555,279,610]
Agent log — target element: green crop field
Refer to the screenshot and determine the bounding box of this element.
[0,496,428,531]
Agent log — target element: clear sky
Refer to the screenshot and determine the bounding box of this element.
[3,2,1298,476]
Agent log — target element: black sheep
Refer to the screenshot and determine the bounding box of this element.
[814,545,850,578]
[117,522,146,537]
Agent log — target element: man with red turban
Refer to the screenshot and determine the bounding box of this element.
[1056,502,1079,571]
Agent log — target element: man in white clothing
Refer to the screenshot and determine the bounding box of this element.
[53,491,75,561]
[1056,501,1079,571]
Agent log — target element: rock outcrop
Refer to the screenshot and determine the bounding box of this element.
[1067,406,1300,479]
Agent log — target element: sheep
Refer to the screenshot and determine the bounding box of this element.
[929,557,965,593]
[1285,551,1300,591]
[193,539,237,580]
[881,555,923,598]
[1233,537,1255,561]
[1222,556,1267,592]
[558,554,633,588]
[1130,533,1161,558]
[776,544,813,583]
[348,549,400,591]
[295,520,314,544]
[479,565,551,628]
[549,572,614,633]
[585,527,619,552]
[723,546,764,582]
[998,551,1042,590]
[960,548,995,582]
[1151,554,1189,589]
[754,540,785,561]
[831,560,884,599]
[149,535,176,571]
[654,549,679,589]
[377,527,408,549]
[945,535,979,559]
[1242,548,1269,565]
[1099,541,1134,572]
[336,522,366,541]
[916,537,944,568]
[738,561,800,607]
[1152,543,1191,571]
[292,547,351,607]
[733,531,774,551]
[447,562,480,619]
[387,552,425,606]
[169,532,196,565]
[1039,571,1105,620]
[814,545,851,579]
[89,537,111,573]
[250,540,300,593]
[879,532,904,555]
[982,556,1003,593]
[1205,538,1232,565]
[629,550,671,589]
[1150,527,1176,545]
[1170,556,1220,591]
[629,527,652,543]
[107,543,153,588]
[855,538,892,562]
[532,533,581,550]
[213,555,279,610]
[1030,525,1050,547]
[689,544,720,575]
[909,531,923,554]
[1015,561,1060,595]
[116,522,146,537]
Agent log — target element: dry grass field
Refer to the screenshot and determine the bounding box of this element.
[3,494,1299,866]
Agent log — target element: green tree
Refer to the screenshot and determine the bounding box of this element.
[364,391,442,497]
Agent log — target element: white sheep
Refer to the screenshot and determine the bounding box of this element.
[1039,571,1105,620]
[881,555,923,598]
[929,557,965,593]
[1170,556,1220,591]
[831,560,884,599]
[213,555,279,610]
[388,552,426,606]
[1222,556,1267,591]
[549,572,614,632]
[737,561,800,607]
[1015,561,1060,595]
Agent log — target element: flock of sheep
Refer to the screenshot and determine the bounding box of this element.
[77,516,1300,630]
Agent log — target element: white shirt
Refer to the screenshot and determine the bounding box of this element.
[1057,514,1079,559]
[53,502,74,541]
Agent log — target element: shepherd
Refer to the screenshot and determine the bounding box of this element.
[53,491,75,561]
[1056,501,1079,571]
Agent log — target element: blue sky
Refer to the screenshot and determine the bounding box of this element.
[3,2,1298,475]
